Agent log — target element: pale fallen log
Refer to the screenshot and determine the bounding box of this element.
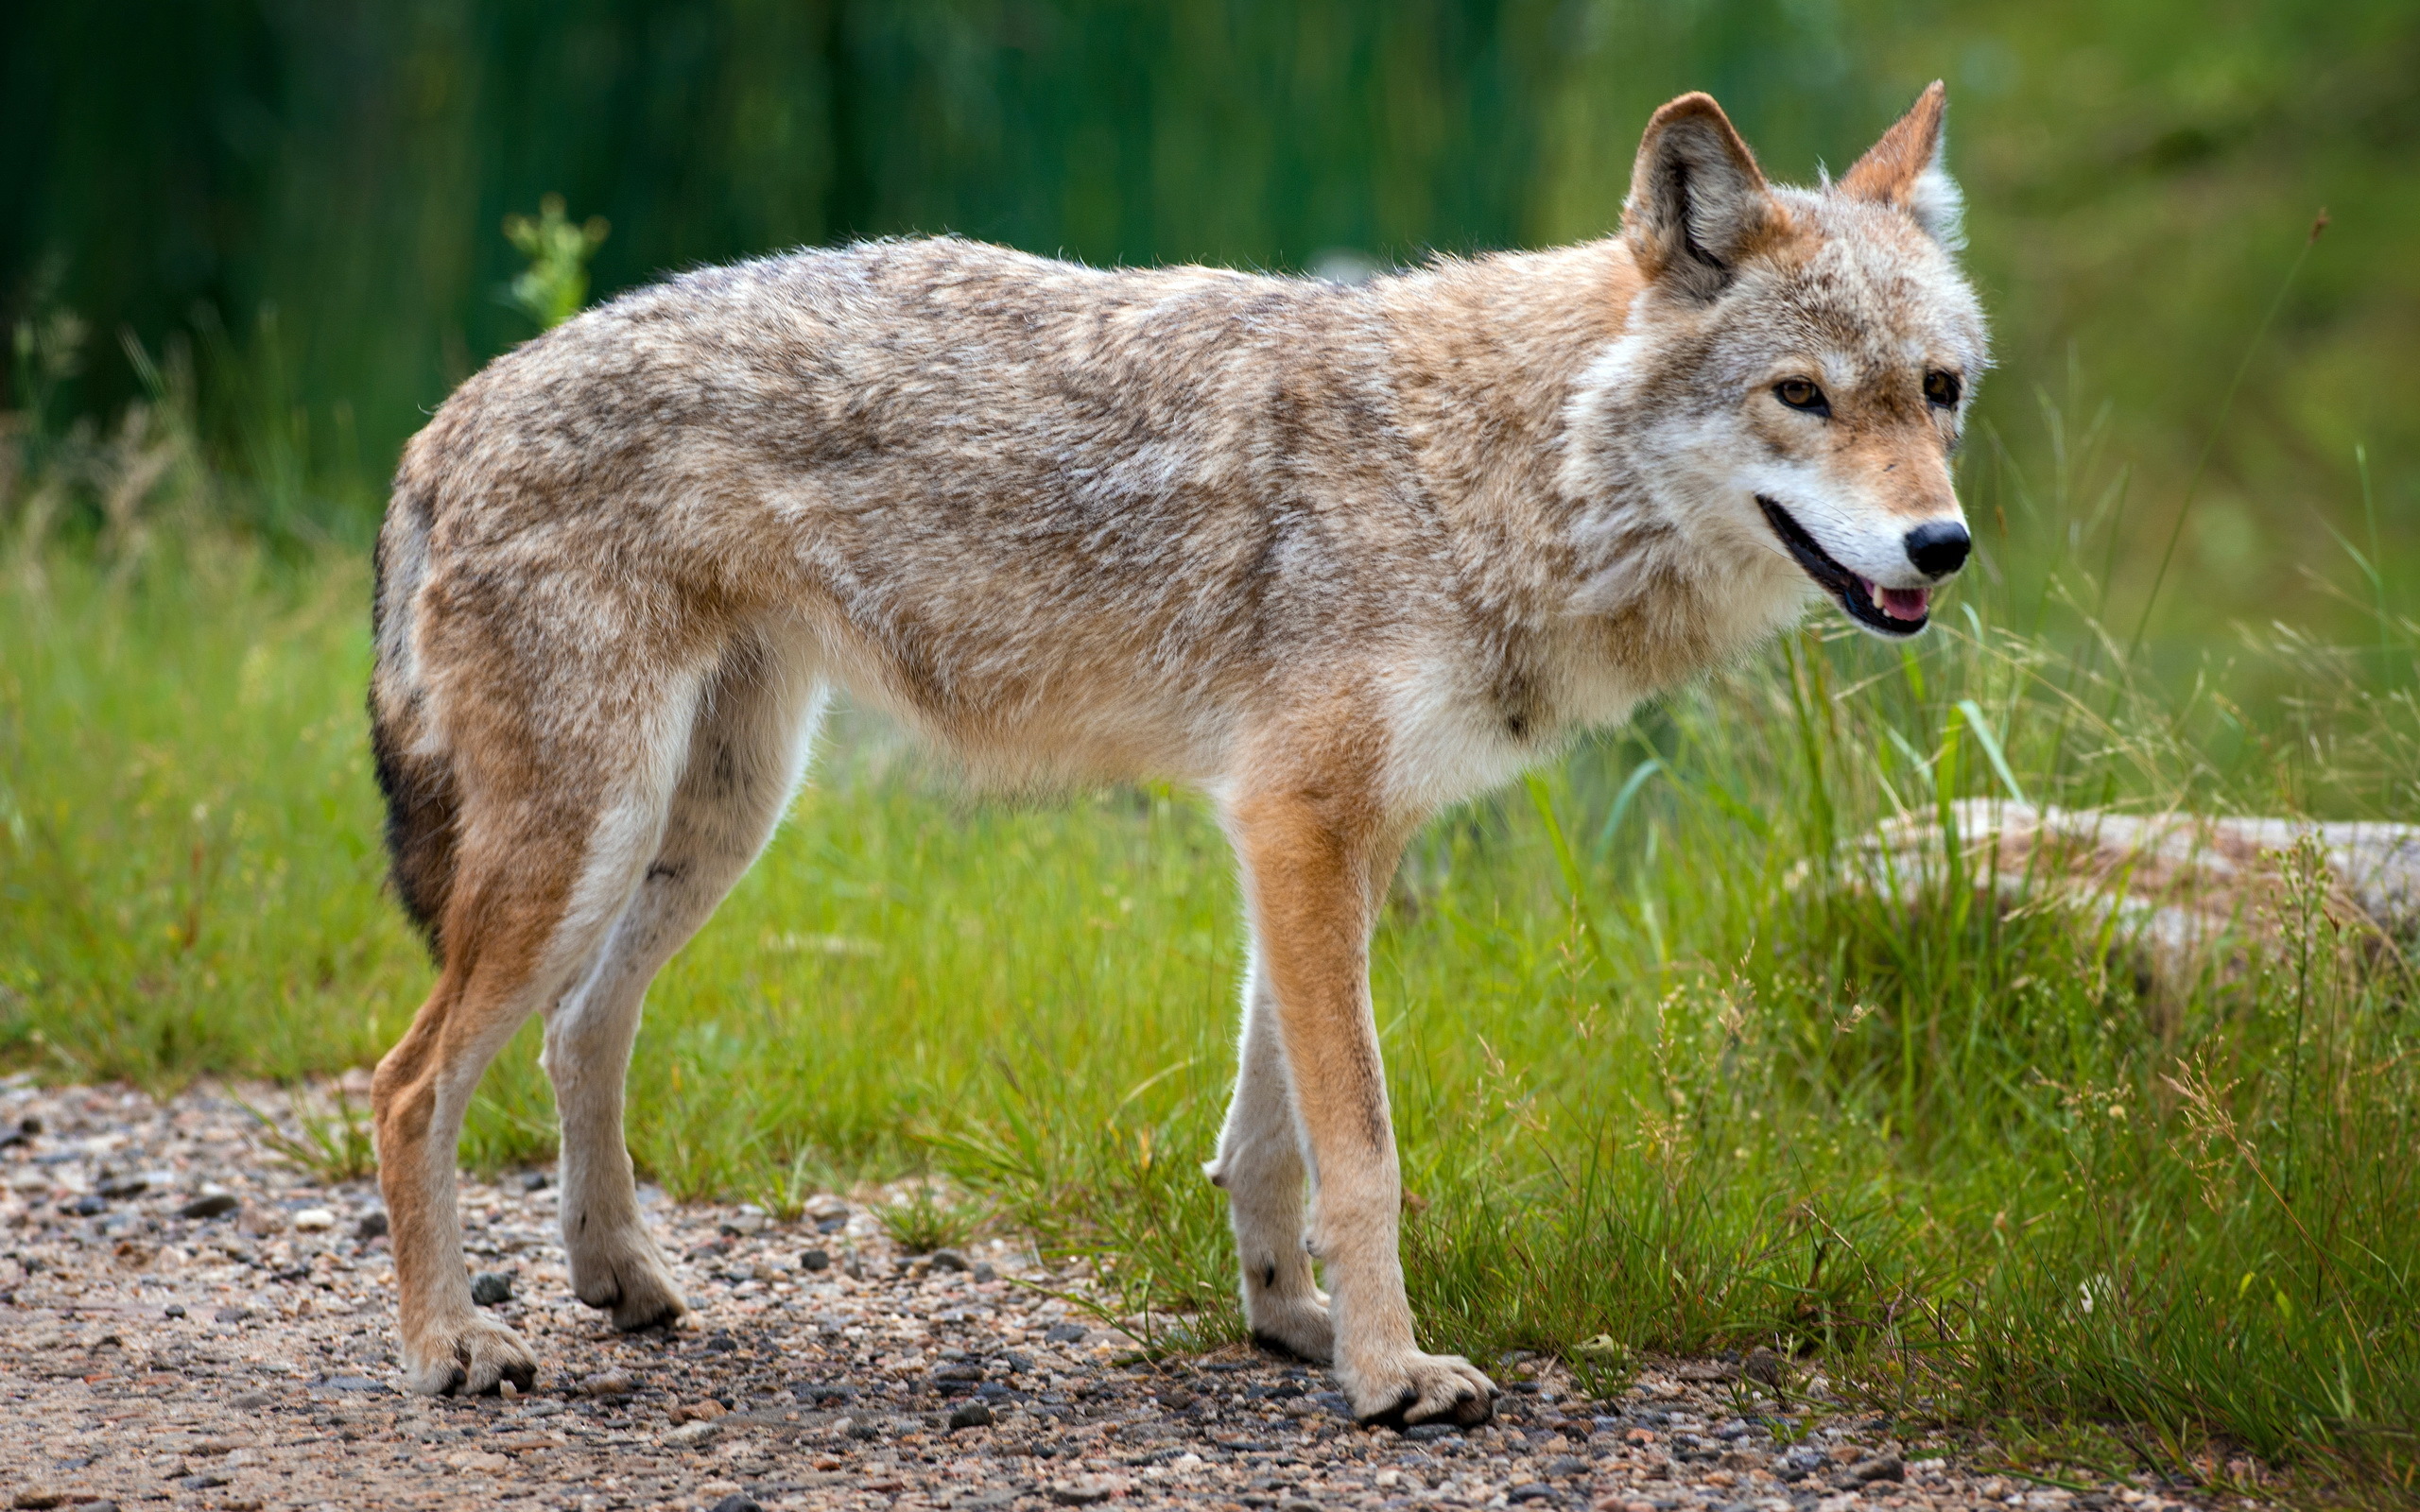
[1826,800,2420,998]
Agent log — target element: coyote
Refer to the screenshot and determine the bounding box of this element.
[368,85,1982,1424]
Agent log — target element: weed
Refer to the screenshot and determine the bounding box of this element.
[874,1178,985,1254]
[237,1087,376,1184]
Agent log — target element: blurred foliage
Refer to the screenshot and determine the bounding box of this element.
[501,194,612,332]
[2,0,2415,642]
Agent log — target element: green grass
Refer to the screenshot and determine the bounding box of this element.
[3,518,2415,1503]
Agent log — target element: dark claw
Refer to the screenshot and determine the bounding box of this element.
[1355,1386,1425,1432]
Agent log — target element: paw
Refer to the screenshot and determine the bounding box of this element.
[402,1313,538,1397]
[569,1233,687,1332]
[1343,1349,1496,1429]
[1247,1287,1336,1364]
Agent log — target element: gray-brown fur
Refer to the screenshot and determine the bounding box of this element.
[364,89,1985,1420]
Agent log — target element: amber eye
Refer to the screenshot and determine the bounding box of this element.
[1924,369,1962,407]
[1774,378,1829,415]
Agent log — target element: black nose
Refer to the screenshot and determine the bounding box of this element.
[1904,521,1970,579]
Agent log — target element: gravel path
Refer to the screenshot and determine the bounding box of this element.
[2,1078,2215,1512]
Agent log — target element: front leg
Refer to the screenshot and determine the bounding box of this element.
[1224,786,1496,1429]
[1205,950,1333,1362]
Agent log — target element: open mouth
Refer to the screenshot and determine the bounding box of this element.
[1755,496,1929,636]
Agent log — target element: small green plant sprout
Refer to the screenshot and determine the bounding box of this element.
[501,194,609,331]
[237,1087,377,1184]
[1566,1332,1636,1400]
[875,1177,985,1253]
[752,1143,842,1224]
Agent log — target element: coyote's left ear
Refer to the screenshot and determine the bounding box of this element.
[1840,81,1963,249]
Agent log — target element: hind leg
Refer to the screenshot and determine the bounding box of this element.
[372,797,666,1395]
[544,644,824,1332]
[373,664,701,1395]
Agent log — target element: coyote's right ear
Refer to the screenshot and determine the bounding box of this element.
[1623,93,1775,301]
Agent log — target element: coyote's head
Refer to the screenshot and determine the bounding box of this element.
[1568,84,1987,640]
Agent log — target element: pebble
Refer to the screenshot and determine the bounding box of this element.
[177,1191,238,1219]
[948,1400,995,1430]
[663,1420,720,1448]
[469,1270,513,1306]
[291,1206,336,1231]
[798,1246,830,1271]
[928,1246,969,1272]
[707,1497,762,1512]
[354,1210,389,1239]
[579,1369,637,1397]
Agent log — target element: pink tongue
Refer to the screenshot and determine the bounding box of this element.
[1880,586,1930,621]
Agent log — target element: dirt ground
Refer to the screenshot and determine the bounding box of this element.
[0,1077,2217,1512]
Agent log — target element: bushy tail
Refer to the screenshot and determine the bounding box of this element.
[369,475,459,958]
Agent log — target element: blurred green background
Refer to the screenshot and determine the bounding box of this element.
[5,0,2415,647]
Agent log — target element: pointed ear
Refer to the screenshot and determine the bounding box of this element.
[1841,81,1963,249]
[1622,93,1777,301]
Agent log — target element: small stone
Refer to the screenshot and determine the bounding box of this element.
[521,1171,550,1192]
[803,1194,849,1221]
[928,1247,968,1272]
[470,1271,514,1306]
[66,1194,107,1217]
[664,1420,720,1448]
[948,1400,994,1430]
[1852,1456,1905,1484]
[179,1192,239,1220]
[1404,1422,1460,1442]
[230,1391,273,1409]
[798,1248,831,1272]
[846,1419,882,1440]
[163,1303,186,1318]
[292,1207,337,1231]
[354,1210,389,1240]
[721,1207,769,1236]
[1507,1485,1556,1504]
[446,1450,511,1473]
[11,1492,65,1510]
[1743,1346,1786,1386]
[1282,1501,1322,1512]
[973,1261,997,1282]
[580,1370,637,1397]
[95,1174,148,1199]
[213,1305,251,1325]
[172,1475,227,1491]
[708,1498,763,1512]
[1043,1323,1088,1344]
[69,1502,119,1512]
